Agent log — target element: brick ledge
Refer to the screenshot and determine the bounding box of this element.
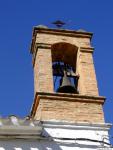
[30,92,105,118]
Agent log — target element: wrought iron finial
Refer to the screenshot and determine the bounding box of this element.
[52,20,66,28]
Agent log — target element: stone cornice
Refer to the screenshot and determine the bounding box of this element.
[30,27,93,54]
[0,117,42,139]
[43,120,112,131]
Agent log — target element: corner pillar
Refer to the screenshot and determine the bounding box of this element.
[78,47,99,96]
[33,44,54,94]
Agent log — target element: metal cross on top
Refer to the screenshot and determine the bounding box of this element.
[52,20,66,28]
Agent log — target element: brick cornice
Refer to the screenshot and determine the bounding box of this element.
[36,43,51,49]
[30,27,93,54]
[31,92,105,118]
[80,47,94,53]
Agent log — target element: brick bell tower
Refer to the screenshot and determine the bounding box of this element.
[30,25,112,148]
[30,25,105,123]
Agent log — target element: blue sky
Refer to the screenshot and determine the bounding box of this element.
[0,0,113,142]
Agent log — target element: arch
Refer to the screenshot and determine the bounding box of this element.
[51,42,78,71]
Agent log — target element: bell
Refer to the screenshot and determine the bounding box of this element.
[57,71,76,93]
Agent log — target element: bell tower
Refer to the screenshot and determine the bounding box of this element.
[30,25,105,123]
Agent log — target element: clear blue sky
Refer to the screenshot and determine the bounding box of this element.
[0,0,113,142]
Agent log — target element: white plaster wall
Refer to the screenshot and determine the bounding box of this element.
[42,122,110,144]
[0,122,112,150]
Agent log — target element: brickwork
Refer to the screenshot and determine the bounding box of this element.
[36,33,91,48]
[32,28,99,96]
[77,49,99,96]
[34,48,54,93]
[32,92,105,123]
[30,27,105,123]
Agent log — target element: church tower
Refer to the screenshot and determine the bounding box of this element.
[30,25,111,149]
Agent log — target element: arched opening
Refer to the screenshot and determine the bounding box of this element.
[51,42,79,94]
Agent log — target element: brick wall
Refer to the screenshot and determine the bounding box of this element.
[32,93,105,123]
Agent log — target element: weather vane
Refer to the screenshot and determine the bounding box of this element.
[52,20,66,28]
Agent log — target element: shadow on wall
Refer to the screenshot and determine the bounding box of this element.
[0,139,107,150]
[0,140,63,150]
[0,129,110,150]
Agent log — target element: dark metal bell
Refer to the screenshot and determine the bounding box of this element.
[57,71,76,93]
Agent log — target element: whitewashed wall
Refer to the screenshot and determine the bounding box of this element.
[0,120,112,150]
[0,138,112,150]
